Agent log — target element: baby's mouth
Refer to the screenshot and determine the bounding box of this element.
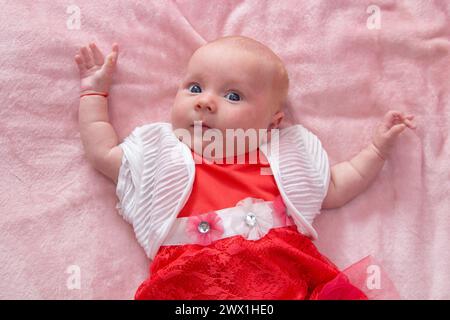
[191,122,211,130]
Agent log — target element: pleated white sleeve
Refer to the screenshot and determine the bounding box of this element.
[273,124,331,235]
[115,125,146,225]
[297,124,331,204]
[114,122,195,259]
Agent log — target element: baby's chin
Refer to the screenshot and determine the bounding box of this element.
[174,126,272,161]
[191,140,257,161]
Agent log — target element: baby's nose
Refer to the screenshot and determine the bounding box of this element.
[195,95,217,112]
[195,103,214,112]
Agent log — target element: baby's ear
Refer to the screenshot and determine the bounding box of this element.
[269,110,284,129]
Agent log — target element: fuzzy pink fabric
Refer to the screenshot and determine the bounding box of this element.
[1,0,449,299]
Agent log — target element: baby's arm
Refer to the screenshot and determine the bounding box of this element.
[322,143,386,209]
[322,111,416,209]
[75,43,123,184]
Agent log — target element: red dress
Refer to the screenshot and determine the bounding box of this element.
[134,151,368,300]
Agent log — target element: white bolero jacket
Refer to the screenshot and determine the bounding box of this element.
[115,122,331,260]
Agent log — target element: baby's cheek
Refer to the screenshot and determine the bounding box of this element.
[223,112,241,128]
[222,109,254,128]
[170,104,187,127]
[221,112,246,129]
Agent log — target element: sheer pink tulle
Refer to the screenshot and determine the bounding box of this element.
[317,255,401,300]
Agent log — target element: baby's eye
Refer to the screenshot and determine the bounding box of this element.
[188,84,202,93]
[225,92,241,102]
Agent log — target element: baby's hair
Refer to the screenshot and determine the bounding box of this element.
[200,35,290,114]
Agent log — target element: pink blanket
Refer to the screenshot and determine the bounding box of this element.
[1,0,448,299]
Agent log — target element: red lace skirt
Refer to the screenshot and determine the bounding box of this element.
[135,225,368,300]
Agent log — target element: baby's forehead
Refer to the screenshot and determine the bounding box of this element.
[191,44,262,65]
[186,44,275,81]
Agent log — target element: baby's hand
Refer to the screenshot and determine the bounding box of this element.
[74,42,119,94]
[372,110,417,159]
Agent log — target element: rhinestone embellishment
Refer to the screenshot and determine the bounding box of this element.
[198,221,210,234]
[245,212,257,227]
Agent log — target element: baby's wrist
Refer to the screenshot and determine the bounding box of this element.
[79,81,110,97]
[369,142,388,161]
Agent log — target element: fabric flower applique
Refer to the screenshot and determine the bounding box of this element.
[235,197,274,241]
[186,211,224,246]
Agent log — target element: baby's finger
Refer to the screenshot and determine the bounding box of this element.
[392,111,405,122]
[80,46,94,69]
[386,123,406,139]
[112,43,119,54]
[103,54,117,75]
[404,118,417,129]
[111,43,119,64]
[385,110,404,119]
[89,42,104,65]
[381,110,401,129]
[103,43,119,70]
[74,54,87,72]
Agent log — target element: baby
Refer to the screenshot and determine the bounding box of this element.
[75,36,416,299]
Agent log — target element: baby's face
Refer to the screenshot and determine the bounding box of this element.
[171,43,283,156]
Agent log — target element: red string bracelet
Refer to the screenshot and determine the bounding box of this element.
[80,91,109,98]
